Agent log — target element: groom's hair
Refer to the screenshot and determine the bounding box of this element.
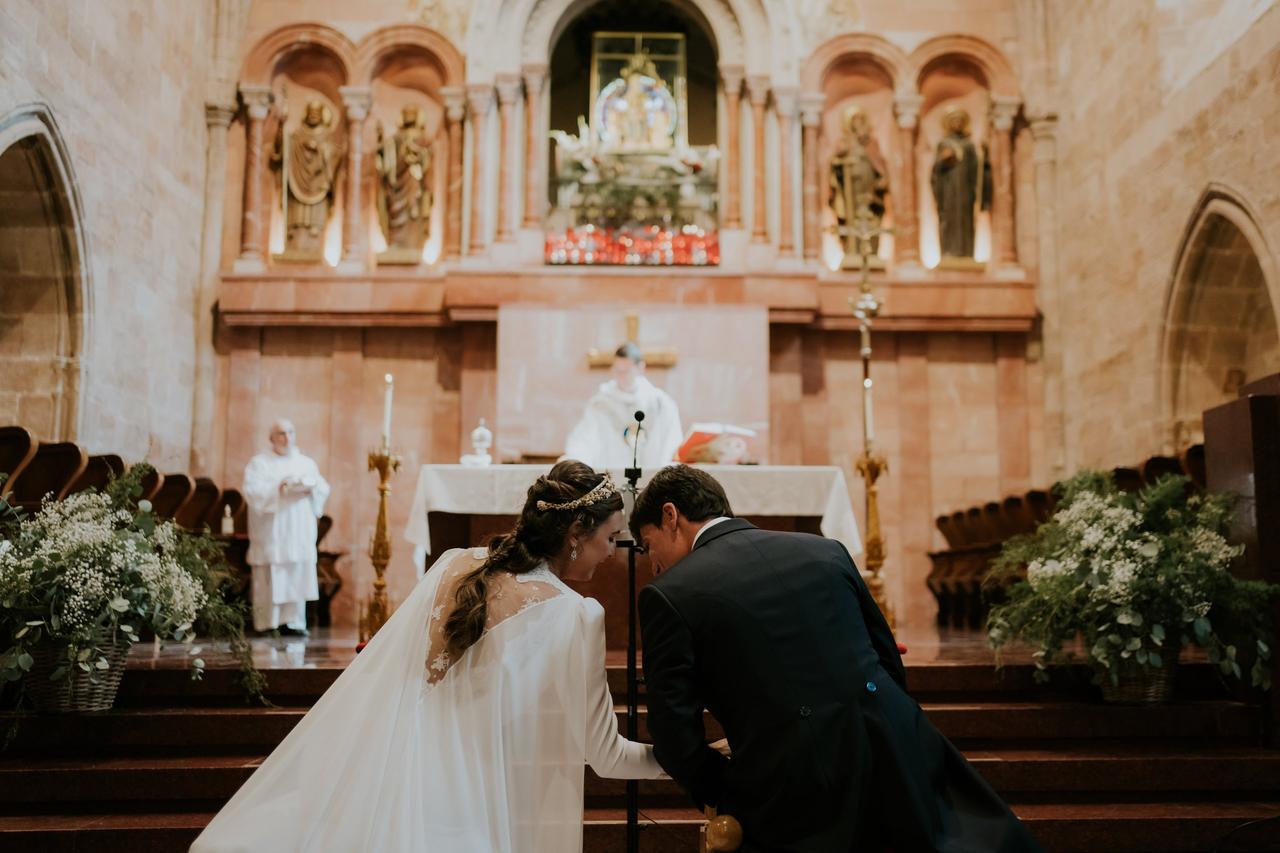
[629,465,733,541]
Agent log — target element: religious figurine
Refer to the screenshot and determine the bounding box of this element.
[930,106,992,261]
[271,99,345,259]
[599,51,676,152]
[460,418,493,467]
[828,105,890,261]
[375,104,434,263]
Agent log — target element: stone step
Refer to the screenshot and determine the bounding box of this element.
[3,745,1277,810]
[1,697,1262,756]
[3,800,1279,853]
[113,658,1232,707]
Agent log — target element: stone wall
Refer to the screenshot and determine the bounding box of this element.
[0,0,213,467]
[1050,0,1280,468]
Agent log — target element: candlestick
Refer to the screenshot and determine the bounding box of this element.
[359,445,402,646]
[381,373,394,448]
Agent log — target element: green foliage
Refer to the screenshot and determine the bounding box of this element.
[0,463,265,706]
[986,470,1279,690]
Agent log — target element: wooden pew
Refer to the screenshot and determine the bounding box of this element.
[151,473,195,520]
[0,425,37,500]
[1141,455,1184,485]
[175,477,221,531]
[8,442,89,511]
[67,454,127,494]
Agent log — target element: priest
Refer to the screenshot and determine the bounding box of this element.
[242,419,331,635]
[564,342,683,469]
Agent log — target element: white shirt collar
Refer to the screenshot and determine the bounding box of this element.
[691,516,731,549]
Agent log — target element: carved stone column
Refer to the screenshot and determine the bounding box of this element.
[720,65,744,230]
[494,75,520,242]
[190,102,236,475]
[235,85,272,271]
[467,85,493,254]
[990,96,1022,270]
[799,93,824,261]
[440,86,466,260]
[893,94,923,269]
[746,76,770,243]
[774,87,797,255]
[339,86,372,269]
[522,65,548,229]
[1031,114,1065,475]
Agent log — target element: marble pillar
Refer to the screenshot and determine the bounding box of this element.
[235,85,272,272]
[720,65,744,230]
[494,75,520,243]
[746,76,770,244]
[800,93,824,261]
[522,65,547,229]
[467,85,493,254]
[990,96,1022,272]
[893,94,923,271]
[774,88,797,256]
[339,86,372,270]
[441,86,466,260]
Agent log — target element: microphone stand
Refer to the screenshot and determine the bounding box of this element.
[623,410,645,853]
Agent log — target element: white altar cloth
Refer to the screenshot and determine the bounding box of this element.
[405,464,862,560]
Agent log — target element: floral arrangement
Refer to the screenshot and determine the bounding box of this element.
[987,471,1277,689]
[0,465,264,702]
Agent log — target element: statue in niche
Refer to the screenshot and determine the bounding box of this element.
[271,99,345,259]
[930,106,991,261]
[598,51,677,152]
[375,105,434,262]
[827,105,889,261]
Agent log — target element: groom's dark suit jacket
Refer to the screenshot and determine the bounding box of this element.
[639,519,1041,853]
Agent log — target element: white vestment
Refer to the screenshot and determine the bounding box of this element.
[242,449,330,631]
[191,547,662,853]
[563,376,683,469]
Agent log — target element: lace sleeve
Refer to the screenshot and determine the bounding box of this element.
[580,599,665,779]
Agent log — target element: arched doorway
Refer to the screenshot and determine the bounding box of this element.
[0,105,89,441]
[1163,188,1280,447]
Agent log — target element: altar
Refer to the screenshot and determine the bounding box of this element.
[405,464,862,647]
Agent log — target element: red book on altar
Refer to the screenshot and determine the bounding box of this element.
[677,423,757,465]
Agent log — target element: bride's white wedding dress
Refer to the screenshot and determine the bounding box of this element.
[191,547,663,852]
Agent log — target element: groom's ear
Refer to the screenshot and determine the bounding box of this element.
[660,501,680,531]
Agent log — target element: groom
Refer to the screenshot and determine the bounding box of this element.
[632,465,1042,852]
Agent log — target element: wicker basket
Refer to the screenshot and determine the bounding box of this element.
[1099,649,1180,705]
[25,642,130,713]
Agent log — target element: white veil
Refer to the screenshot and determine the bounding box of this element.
[191,546,621,853]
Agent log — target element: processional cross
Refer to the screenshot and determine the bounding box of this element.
[844,210,895,630]
[586,312,678,368]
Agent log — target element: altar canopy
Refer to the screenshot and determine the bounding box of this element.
[404,464,863,558]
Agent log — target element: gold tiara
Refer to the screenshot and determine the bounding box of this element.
[536,474,619,512]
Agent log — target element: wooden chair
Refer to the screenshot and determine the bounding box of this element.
[151,473,195,520]
[0,425,38,499]
[175,477,221,531]
[1002,494,1037,536]
[67,454,127,494]
[8,442,89,511]
[1025,489,1055,524]
[137,468,164,503]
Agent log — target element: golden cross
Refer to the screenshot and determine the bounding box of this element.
[586,312,678,368]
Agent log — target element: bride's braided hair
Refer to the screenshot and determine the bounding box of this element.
[442,460,623,657]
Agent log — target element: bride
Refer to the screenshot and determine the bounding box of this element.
[191,461,664,852]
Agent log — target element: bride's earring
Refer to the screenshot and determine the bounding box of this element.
[570,544,578,562]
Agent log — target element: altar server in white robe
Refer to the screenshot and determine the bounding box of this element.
[243,419,331,635]
[564,342,683,469]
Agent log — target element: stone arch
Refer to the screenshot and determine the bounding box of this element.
[801,33,912,94]
[1161,185,1280,447]
[464,0,780,82]
[0,104,91,441]
[354,24,466,88]
[241,22,357,85]
[909,34,1020,98]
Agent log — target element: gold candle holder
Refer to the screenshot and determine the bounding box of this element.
[359,445,401,645]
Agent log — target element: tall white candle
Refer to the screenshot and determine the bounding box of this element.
[382,373,394,448]
[863,376,875,445]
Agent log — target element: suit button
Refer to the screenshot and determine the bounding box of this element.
[865,680,878,694]
[799,705,812,717]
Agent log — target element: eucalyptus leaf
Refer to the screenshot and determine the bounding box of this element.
[1193,617,1211,645]
[17,652,32,671]
[14,627,28,640]
[48,665,67,681]
[1149,651,1163,668]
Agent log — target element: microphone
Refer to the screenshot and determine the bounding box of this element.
[629,411,645,474]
